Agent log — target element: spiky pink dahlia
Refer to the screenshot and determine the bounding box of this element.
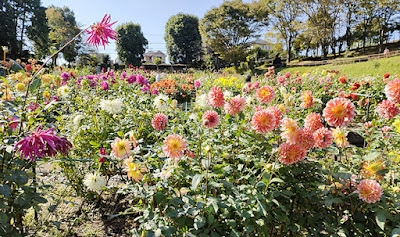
[304,113,324,133]
[251,110,276,134]
[265,106,282,129]
[356,179,383,203]
[385,79,400,104]
[376,100,399,119]
[162,134,187,159]
[86,14,119,49]
[202,110,219,128]
[280,118,298,143]
[207,87,225,108]
[224,95,246,116]
[111,138,131,159]
[152,113,168,131]
[15,126,72,161]
[256,86,275,104]
[313,127,333,149]
[279,142,306,165]
[323,98,356,127]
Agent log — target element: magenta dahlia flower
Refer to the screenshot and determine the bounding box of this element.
[15,126,72,161]
[86,14,119,49]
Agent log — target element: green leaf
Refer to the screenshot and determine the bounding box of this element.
[257,199,267,216]
[324,197,342,207]
[191,174,204,191]
[364,151,381,161]
[89,141,100,148]
[230,230,240,237]
[269,177,284,183]
[209,197,218,213]
[0,184,12,198]
[29,78,42,93]
[5,170,28,186]
[194,215,206,230]
[376,210,386,231]
[392,228,400,237]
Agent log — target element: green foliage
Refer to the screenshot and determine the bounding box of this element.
[153,57,162,66]
[115,22,148,66]
[46,6,81,64]
[27,6,50,59]
[165,13,202,65]
[200,0,266,68]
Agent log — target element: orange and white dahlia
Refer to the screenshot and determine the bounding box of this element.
[313,127,333,149]
[280,118,298,143]
[111,138,131,159]
[279,142,306,165]
[163,134,187,159]
[356,179,383,203]
[304,113,324,133]
[251,110,276,134]
[256,86,275,104]
[207,87,225,108]
[323,98,356,127]
[385,78,400,104]
[332,127,349,148]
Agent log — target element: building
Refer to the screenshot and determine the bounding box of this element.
[251,39,272,51]
[143,51,166,64]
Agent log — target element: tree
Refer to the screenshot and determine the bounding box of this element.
[46,6,81,65]
[165,13,202,65]
[153,57,162,71]
[27,6,50,59]
[100,54,111,69]
[0,0,47,58]
[200,0,267,68]
[261,0,301,63]
[115,23,148,65]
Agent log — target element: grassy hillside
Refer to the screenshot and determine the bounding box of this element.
[268,56,400,78]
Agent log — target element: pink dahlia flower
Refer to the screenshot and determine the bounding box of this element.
[111,138,131,159]
[356,179,383,203]
[279,142,306,165]
[224,95,246,116]
[376,100,399,119]
[202,110,219,128]
[251,110,276,134]
[280,118,298,143]
[265,106,282,129]
[256,86,275,104]
[304,113,324,133]
[294,128,315,151]
[323,98,356,127]
[152,113,168,131]
[385,79,400,104]
[162,134,187,159]
[86,14,119,49]
[207,87,225,108]
[313,127,333,149]
[194,79,201,88]
[15,126,72,161]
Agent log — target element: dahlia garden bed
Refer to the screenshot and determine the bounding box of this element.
[1,16,400,237]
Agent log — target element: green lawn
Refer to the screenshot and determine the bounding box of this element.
[269,56,400,78]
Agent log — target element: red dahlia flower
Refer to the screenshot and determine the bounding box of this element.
[15,126,72,161]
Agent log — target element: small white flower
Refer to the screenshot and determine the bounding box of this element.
[83,173,107,193]
[223,90,233,100]
[73,115,84,126]
[100,98,123,114]
[246,96,254,105]
[195,94,208,109]
[154,94,169,111]
[58,85,70,97]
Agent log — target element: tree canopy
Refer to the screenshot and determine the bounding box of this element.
[165,13,202,65]
[115,23,148,66]
[200,0,267,68]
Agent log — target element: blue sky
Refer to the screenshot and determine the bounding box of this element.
[42,0,254,62]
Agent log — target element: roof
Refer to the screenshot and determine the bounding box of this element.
[144,50,166,56]
[252,39,269,45]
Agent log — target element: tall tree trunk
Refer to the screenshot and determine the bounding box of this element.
[20,11,26,56]
[286,35,292,64]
